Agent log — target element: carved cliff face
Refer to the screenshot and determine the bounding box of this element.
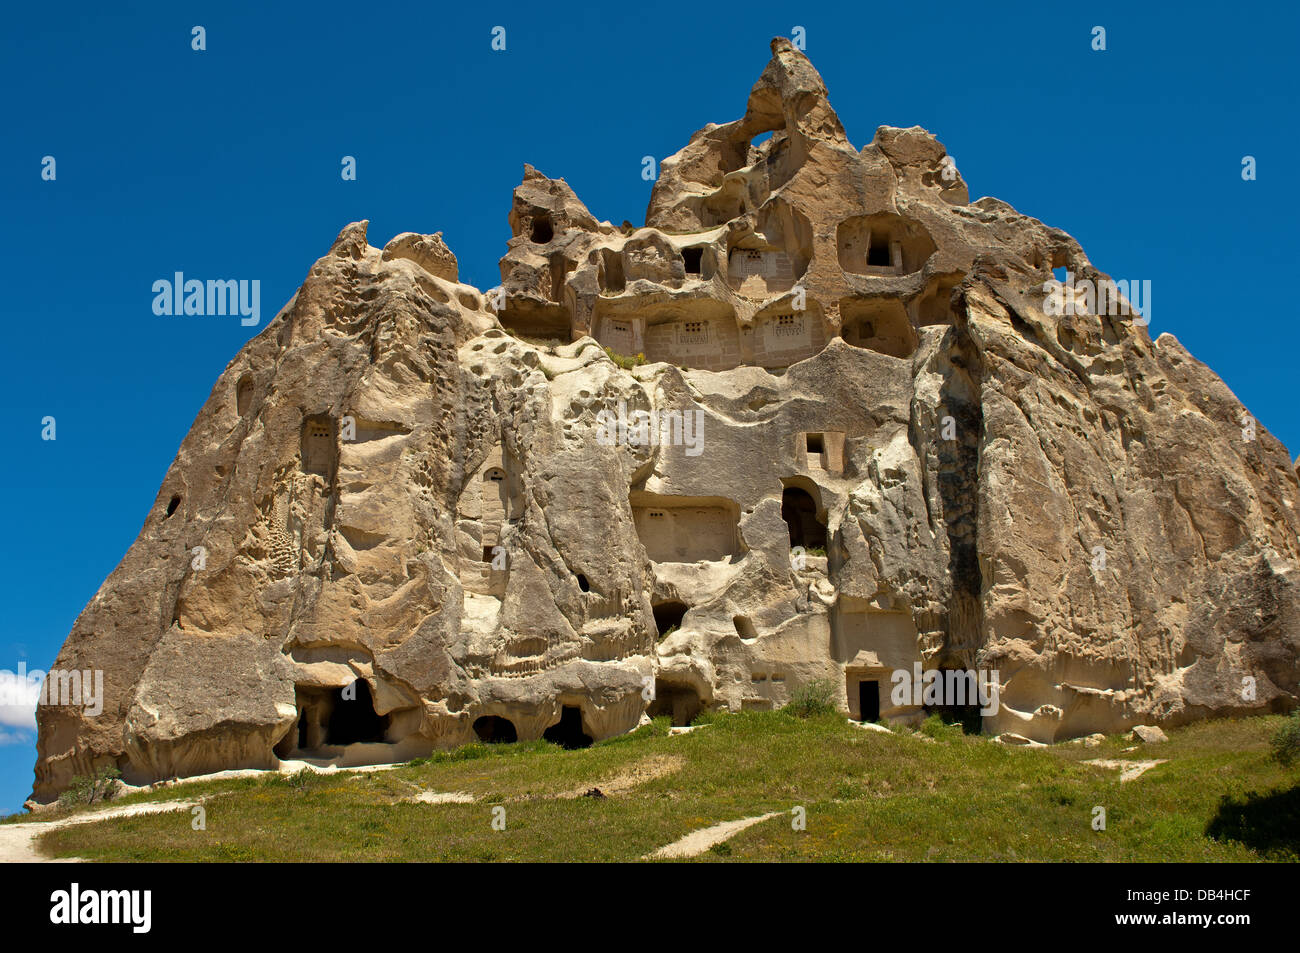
[32,38,1300,802]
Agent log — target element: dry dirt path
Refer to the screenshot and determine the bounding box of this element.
[645,812,781,859]
[1083,759,1167,782]
[0,799,199,863]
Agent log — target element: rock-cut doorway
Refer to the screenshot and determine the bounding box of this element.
[858,680,880,722]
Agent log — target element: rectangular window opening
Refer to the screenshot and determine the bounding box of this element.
[868,231,892,267]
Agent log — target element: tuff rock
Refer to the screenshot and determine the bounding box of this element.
[31,38,1300,802]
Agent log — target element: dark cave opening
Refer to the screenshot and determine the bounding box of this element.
[473,715,518,744]
[858,680,881,721]
[653,601,688,638]
[867,231,893,267]
[531,214,554,244]
[682,247,703,275]
[326,679,389,745]
[647,681,703,727]
[781,487,826,550]
[542,705,593,749]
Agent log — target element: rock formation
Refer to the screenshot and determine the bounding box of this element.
[31,38,1300,802]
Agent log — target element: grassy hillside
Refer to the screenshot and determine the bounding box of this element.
[15,712,1300,862]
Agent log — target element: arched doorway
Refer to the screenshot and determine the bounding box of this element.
[781,487,826,550]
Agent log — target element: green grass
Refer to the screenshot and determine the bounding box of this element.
[29,713,1300,862]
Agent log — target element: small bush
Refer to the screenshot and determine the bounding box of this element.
[784,678,838,718]
[920,714,946,737]
[693,708,721,726]
[284,767,314,792]
[919,713,963,741]
[833,779,861,800]
[431,743,491,764]
[1272,711,1300,766]
[603,346,646,370]
[58,765,122,807]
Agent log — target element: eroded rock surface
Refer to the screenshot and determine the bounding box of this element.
[32,38,1300,802]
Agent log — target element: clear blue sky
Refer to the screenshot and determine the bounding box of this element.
[1,1,1295,813]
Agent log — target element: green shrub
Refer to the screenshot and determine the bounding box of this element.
[58,765,122,807]
[437,743,492,763]
[919,713,963,741]
[284,767,315,792]
[1271,710,1300,766]
[784,678,838,718]
[919,713,946,737]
